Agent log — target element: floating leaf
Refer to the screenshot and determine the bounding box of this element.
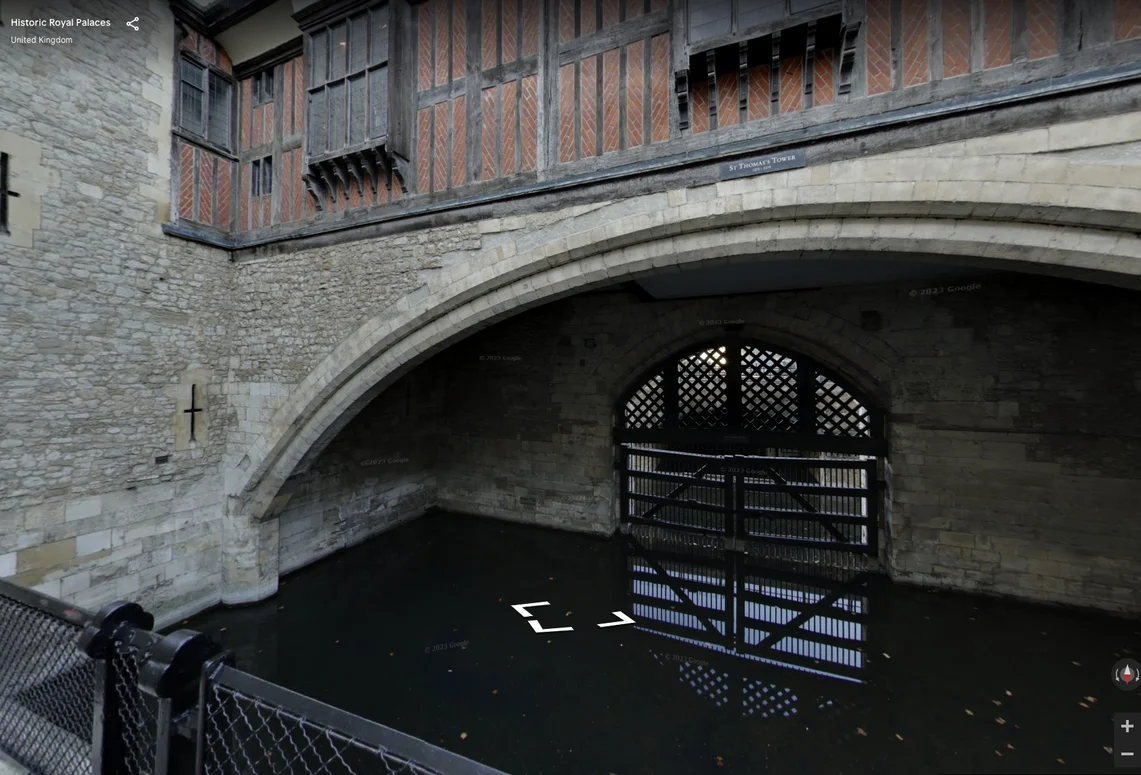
[460,732,468,740]
[566,611,572,616]
[334,640,339,644]
[1105,746,1113,755]
[1072,661,1081,666]
[965,709,974,716]
[715,756,724,767]
[1057,758,1065,765]
[856,728,867,737]
[996,717,1006,725]
[995,751,1002,757]
[992,700,1002,706]
[1085,696,1097,704]
[1005,690,1012,696]
[895,734,904,741]
[883,653,892,659]
[492,689,498,695]
[1079,702,1089,708]
[1007,744,1015,750]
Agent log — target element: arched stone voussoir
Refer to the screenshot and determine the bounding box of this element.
[233,206,1141,522]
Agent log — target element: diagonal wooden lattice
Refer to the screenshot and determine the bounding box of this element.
[624,373,665,430]
[740,347,799,432]
[651,651,731,708]
[814,375,871,437]
[677,347,729,429]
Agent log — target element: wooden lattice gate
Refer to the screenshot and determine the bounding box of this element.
[615,337,887,555]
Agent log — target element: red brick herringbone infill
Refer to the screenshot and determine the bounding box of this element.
[716,71,739,128]
[559,0,575,43]
[650,34,669,143]
[178,142,195,221]
[240,162,250,228]
[433,102,449,191]
[983,0,1013,69]
[1027,0,1059,59]
[580,56,598,157]
[779,55,803,114]
[292,57,305,137]
[602,0,619,28]
[418,4,432,90]
[436,0,450,85]
[581,0,597,36]
[690,77,709,134]
[197,151,214,224]
[625,40,645,146]
[252,105,263,149]
[523,0,539,56]
[417,107,432,191]
[521,75,539,171]
[453,95,468,186]
[217,161,231,228]
[262,103,274,147]
[453,0,468,79]
[181,28,198,52]
[1116,0,1141,40]
[943,0,971,77]
[502,79,518,174]
[559,64,576,162]
[602,49,620,152]
[240,79,252,150]
[483,0,499,69]
[627,0,644,19]
[281,151,292,222]
[502,0,518,62]
[865,0,892,94]
[217,48,232,74]
[481,86,498,179]
[747,64,769,121]
[901,0,929,87]
[200,36,216,67]
[813,49,834,106]
[283,60,294,136]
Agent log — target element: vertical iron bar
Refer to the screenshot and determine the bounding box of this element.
[865,459,879,555]
[154,697,173,775]
[89,656,123,775]
[796,366,815,436]
[619,445,630,525]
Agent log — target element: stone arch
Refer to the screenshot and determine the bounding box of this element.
[229,143,1141,555]
[233,215,1141,530]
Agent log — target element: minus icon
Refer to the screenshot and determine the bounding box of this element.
[1123,752,1135,757]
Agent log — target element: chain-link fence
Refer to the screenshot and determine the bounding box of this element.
[0,577,510,775]
[199,664,509,775]
[0,580,94,775]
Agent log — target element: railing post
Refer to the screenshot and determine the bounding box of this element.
[137,630,225,775]
[77,601,155,775]
[194,652,236,775]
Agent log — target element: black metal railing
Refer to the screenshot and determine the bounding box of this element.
[0,578,510,775]
[0,581,94,775]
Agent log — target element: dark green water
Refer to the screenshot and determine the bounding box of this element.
[183,512,1139,775]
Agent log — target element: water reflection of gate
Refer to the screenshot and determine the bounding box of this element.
[623,536,870,690]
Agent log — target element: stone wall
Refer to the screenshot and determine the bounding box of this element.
[0,0,232,622]
[275,371,442,574]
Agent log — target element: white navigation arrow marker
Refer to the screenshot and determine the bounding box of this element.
[528,620,575,634]
[596,611,635,628]
[510,601,551,618]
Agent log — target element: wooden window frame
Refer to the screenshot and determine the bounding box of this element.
[305,2,390,162]
[178,51,236,154]
[252,68,276,106]
[251,155,274,198]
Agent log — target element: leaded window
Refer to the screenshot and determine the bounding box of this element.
[307,3,389,158]
[179,53,234,151]
[253,68,275,105]
[252,156,273,197]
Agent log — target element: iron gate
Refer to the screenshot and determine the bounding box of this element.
[616,338,886,555]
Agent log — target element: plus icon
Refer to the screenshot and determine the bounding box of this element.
[1124,719,1135,733]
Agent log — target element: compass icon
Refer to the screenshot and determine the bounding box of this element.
[1114,658,1140,692]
